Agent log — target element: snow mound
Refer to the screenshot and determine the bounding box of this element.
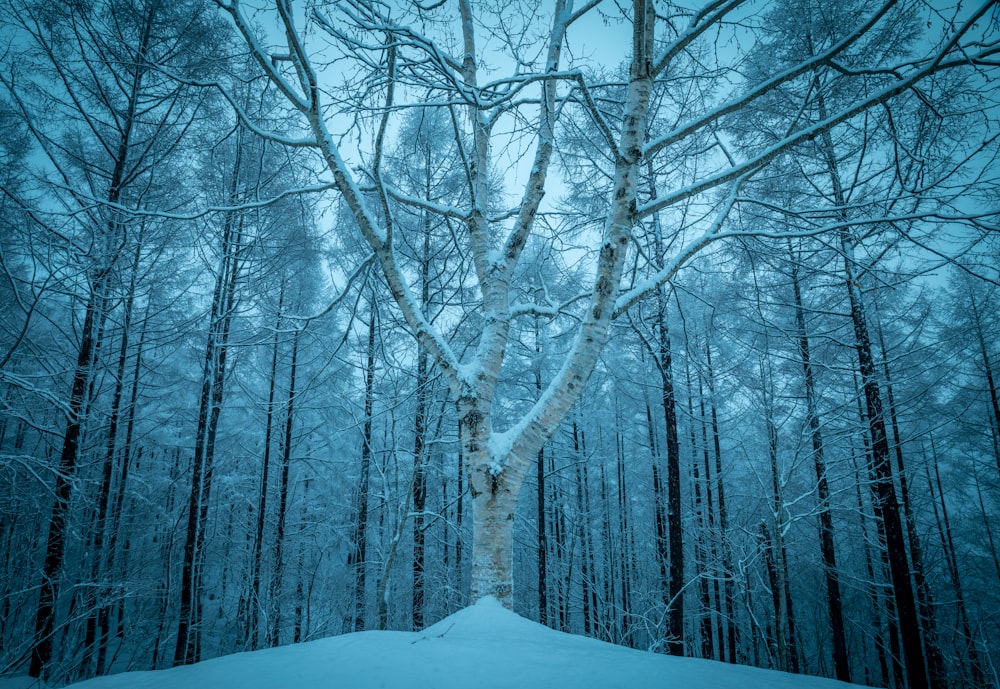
[12,598,866,689]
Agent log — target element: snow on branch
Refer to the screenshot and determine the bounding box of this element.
[638,30,998,221]
[644,0,901,158]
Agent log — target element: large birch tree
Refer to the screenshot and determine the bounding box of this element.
[210,0,999,611]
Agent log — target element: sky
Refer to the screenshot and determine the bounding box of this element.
[2,597,870,689]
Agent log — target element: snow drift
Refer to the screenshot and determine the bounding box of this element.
[8,598,866,689]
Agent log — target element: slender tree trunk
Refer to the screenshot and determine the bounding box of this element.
[844,265,927,689]
[656,299,684,655]
[269,327,300,646]
[851,368,903,688]
[247,290,283,648]
[536,443,548,625]
[85,240,143,676]
[762,376,788,672]
[102,306,148,661]
[455,421,464,602]
[174,188,245,665]
[925,441,988,687]
[349,301,376,632]
[788,247,850,681]
[535,314,548,626]
[875,317,946,688]
[705,344,737,664]
[850,449,887,686]
[29,282,105,678]
[411,209,433,629]
[969,295,1000,476]
[599,462,613,641]
[572,420,595,636]
[552,462,569,632]
[971,461,1000,587]
[615,412,635,645]
[648,395,671,638]
[691,424,712,659]
[761,352,799,673]
[411,345,428,630]
[813,74,926,682]
[697,370,720,660]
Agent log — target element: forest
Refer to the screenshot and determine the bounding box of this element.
[0,0,998,688]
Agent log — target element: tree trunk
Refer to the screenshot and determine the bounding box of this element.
[789,247,850,682]
[573,420,595,636]
[536,444,548,626]
[411,206,432,629]
[648,396,671,637]
[843,252,927,689]
[875,316,946,688]
[246,291,283,649]
[535,313,548,626]
[705,343,737,664]
[29,283,104,679]
[697,369,719,660]
[468,480,519,604]
[174,186,245,665]
[969,294,1000,476]
[348,300,376,632]
[85,239,142,676]
[925,441,988,687]
[615,412,635,645]
[658,303,684,655]
[269,327,300,646]
[411,344,428,630]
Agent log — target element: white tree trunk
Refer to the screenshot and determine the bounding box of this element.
[469,479,519,604]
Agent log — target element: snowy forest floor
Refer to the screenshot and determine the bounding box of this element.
[3,597,869,689]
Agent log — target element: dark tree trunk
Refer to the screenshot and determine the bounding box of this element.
[697,370,720,661]
[86,239,143,676]
[691,430,712,660]
[789,249,850,682]
[843,258,927,689]
[349,301,376,632]
[27,4,153,666]
[174,187,245,665]
[762,374,789,672]
[535,312,548,626]
[969,295,1000,476]
[269,327,300,646]
[705,344,737,664]
[411,344,428,630]
[29,283,105,679]
[268,330,302,647]
[875,317,946,688]
[657,301,684,656]
[552,459,569,632]
[615,415,635,645]
[759,523,781,670]
[246,291,283,649]
[573,420,595,636]
[103,307,148,656]
[599,463,614,642]
[925,440,988,687]
[851,367,903,689]
[648,396,670,631]
[536,444,548,626]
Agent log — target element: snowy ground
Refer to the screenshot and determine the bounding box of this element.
[4,598,869,689]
